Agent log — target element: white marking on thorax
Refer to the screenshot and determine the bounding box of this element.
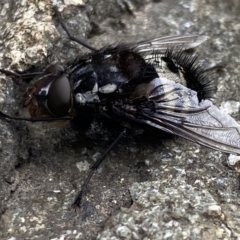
[75,82,100,105]
[99,83,118,94]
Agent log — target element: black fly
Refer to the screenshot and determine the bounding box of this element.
[1,6,240,209]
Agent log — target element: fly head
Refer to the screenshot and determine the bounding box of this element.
[23,64,72,117]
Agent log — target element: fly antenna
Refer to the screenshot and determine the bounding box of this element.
[53,6,97,52]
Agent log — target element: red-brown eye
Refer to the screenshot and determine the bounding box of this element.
[47,75,72,116]
[22,64,72,117]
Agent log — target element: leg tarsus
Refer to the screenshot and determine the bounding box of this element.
[0,68,43,80]
[72,129,126,208]
[0,111,73,122]
[53,6,97,52]
[0,69,22,78]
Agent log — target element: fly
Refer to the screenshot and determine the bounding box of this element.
[0,6,240,209]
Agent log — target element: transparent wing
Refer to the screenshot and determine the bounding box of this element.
[113,77,240,155]
[128,35,209,53]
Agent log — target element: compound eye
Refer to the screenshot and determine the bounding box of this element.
[47,75,71,116]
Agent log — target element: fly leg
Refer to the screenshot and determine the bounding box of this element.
[0,111,73,122]
[53,6,97,52]
[72,129,126,209]
[0,68,43,81]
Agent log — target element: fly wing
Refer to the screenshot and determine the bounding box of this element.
[113,77,240,155]
[128,35,209,53]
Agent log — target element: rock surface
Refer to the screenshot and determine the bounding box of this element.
[0,0,240,239]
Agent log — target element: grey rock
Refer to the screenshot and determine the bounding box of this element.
[0,0,240,239]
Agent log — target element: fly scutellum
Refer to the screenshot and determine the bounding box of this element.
[1,6,240,209]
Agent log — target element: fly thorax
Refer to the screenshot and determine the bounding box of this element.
[75,82,99,106]
[73,70,100,106]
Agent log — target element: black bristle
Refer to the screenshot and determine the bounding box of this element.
[164,49,217,101]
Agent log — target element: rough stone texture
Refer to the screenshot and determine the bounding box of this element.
[0,0,240,239]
